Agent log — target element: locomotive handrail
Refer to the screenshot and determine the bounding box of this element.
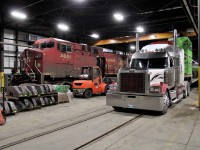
[35,60,42,74]
[35,60,43,83]
[24,60,36,81]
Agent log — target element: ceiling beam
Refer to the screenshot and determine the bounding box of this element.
[180,0,197,33]
[94,31,196,46]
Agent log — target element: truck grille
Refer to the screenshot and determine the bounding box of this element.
[120,73,145,93]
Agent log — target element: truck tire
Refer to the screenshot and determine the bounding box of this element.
[83,89,92,98]
[183,89,187,98]
[160,92,170,115]
[183,81,190,98]
[113,106,123,111]
[187,81,190,96]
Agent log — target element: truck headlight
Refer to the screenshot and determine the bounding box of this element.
[149,86,161,93]
[109,83,118,91]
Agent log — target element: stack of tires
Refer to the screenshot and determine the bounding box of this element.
[7,84,58,112]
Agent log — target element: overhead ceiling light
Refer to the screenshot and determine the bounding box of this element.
[130,45,135,50]
[11,11,27,20]
[90,33,99,39]
[136,26,144,32]
[73,0,86,3]
[113,13,124,21]
[57,23,69,31]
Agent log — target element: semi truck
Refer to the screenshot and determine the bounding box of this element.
[106,30,196,114]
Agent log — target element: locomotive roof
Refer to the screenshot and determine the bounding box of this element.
[35,38,72,43]
[53,38,72,43]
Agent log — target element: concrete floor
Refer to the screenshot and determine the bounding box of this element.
[0,87,200,150]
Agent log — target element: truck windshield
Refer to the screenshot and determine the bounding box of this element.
[131,58,167,69]
[131,59,148,69]
[149,58,167,68]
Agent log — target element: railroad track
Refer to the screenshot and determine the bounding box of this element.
[0,108,145,150]
[1,112,144,150]
[0,107,114,149]
[74,114,143,150]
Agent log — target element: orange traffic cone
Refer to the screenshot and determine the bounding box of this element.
[0,110,6,125]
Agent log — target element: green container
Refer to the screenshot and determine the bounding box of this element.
[177,37,192,76]
[53,85,70,93]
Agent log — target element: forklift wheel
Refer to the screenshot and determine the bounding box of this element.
[83,89,92,98]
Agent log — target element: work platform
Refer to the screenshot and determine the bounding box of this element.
[0,87,200,150]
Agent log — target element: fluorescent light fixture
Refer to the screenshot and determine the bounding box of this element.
[136,26,144,32]
[57,23,69,31]
[90,33,99,39]
[11,11,27,19]
[130,45,135,50]
[74,0,86,2]
[113,13,124,21]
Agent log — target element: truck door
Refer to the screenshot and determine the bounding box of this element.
[93,68,102,93]
[166,57,175,86]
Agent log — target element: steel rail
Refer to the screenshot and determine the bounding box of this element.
[74,114,143,150]
[0,108,113,149]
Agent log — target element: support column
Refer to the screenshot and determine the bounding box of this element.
[198,0,200,107]
[14,29,19,70]
[0,23,4,88]
[0,6,5,114]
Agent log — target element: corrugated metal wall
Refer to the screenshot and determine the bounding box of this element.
[3,29,36,74]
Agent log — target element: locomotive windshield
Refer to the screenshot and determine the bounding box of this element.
[33,44,39,48]
[131,58,167,69]
[40,41,54,49]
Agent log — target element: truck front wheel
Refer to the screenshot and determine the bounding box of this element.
[83,89,92,98]
[160,92,170,115]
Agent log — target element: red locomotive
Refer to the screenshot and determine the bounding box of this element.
[12,38,126,85]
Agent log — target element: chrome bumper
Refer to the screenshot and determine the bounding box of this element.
[106,92,164,111]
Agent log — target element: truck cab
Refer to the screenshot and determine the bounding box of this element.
[72,66,108,98]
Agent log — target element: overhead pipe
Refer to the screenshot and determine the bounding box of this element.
[173,29,178,56]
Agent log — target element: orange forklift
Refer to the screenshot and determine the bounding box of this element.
[72,57,109,98]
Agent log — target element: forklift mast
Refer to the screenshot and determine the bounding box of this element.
[96,57,106,78]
